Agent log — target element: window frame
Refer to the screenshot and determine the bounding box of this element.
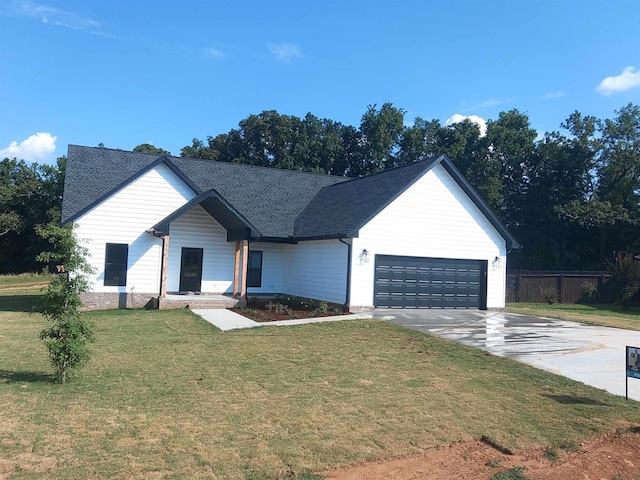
[104,243,128,287]
[246,250,263,288]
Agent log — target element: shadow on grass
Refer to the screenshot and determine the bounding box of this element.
[542,394,610,406]
[0,369,53,384]
[0,294,43,312]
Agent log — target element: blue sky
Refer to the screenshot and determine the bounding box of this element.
[1,0,639,164]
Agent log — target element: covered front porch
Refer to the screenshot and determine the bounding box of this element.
[149,190,262,305]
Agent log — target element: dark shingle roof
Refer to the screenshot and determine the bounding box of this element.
[62,145,519,248]
[62,145,346,238]
[295,155,520,249]
[294,157,440,238]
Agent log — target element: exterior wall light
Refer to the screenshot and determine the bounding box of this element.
[361,249,371,264]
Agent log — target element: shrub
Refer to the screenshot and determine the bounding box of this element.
[580,281,598,302]
[539,287,559,305]
[609,251,640,306]
[312,301,329,317]
[265,302,292,315]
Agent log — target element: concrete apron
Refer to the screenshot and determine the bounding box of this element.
[375,309,640,402]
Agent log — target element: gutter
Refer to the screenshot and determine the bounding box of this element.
[338,238,352,312]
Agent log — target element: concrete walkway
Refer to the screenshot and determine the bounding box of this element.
[376,309,640,401]
[192,308,373,331]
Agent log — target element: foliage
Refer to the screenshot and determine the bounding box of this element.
[580,281,598,302]
[489,467,529,480]
[312,301,329,317]
[608,251,640,306]
[36,222,95,384]
[543,447,559,462]
[0,156,65,273]
[1,103,639,275]
[265,301,293,315]
[3,303,640,478]
[539,287,559,305]
[133,143,171,155]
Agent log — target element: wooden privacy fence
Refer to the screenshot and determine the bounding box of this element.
[506,271,614,304]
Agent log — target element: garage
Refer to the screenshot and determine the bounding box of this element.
[374,255,487,309]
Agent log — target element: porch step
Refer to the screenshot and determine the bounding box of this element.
[158,294,244,310]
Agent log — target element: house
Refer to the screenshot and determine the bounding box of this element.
[61,145,519,311]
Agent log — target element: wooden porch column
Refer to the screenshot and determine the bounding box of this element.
[240,240,249,299]
[160,235,169,299]
[233,240,241,297]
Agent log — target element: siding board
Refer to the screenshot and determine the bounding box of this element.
[74,163,195,295]
[350,164,506,309]
[167,206,236,293]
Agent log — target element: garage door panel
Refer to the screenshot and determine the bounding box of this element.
[374,255,487,309]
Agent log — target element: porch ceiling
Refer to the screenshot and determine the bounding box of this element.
[150,190,260,240]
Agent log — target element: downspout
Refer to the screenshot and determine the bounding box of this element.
[338,238,352,312]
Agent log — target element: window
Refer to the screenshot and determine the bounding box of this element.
[104,243,128,286]
[247,251,262,288]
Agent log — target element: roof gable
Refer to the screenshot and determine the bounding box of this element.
[61,145,346,237]
[61,146,199,224]
[294,155,520,249]
[294,157,441,239]
[62,146,519,249]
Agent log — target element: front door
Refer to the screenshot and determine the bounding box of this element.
[179,247,203,292]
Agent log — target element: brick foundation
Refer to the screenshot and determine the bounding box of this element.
[80,292,158,311]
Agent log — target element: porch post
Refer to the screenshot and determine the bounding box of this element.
[233,240,241,297]
[240,240,249,298]
[160,235,169,299]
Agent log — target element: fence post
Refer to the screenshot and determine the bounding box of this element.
[517,274,522,303]
[558,273,563,304]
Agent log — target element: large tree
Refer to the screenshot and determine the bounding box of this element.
[133,143,171,155]
[0,157,65,273]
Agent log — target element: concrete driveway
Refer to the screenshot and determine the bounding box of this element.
[374,309,640,402]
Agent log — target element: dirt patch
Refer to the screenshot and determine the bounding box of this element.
[231,307,345,322]
[323,429,640,480]
[232,297,345,322]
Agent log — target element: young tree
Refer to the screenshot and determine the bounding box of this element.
[36,222,95,384]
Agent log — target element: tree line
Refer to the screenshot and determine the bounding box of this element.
[180,102,640,271]
[1,103,638,274]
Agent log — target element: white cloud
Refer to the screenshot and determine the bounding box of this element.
[3,0,107,36]
[0,132,57,162]
[267,43,302,63]
[445,114,487,137]
[204,47,226,59]
[596,66,640,95]
[540,91,567,100]
[460,98,512,112]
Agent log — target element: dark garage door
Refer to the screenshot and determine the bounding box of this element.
[374,255,487,309]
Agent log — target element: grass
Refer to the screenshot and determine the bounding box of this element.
[490,466,529,480]
[2,290,640,479]
[506,302,640,331]
[0,272,54,289]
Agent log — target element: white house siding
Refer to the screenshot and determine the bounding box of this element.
[350,164,507,309]
[166,206,237,293]
[281,240,348,304]
[246,242,285,294]
[74,163,196,300]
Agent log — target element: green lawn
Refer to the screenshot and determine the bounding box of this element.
[2,290,639,479]
[506,302,640,331]
[0,272,53,288]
